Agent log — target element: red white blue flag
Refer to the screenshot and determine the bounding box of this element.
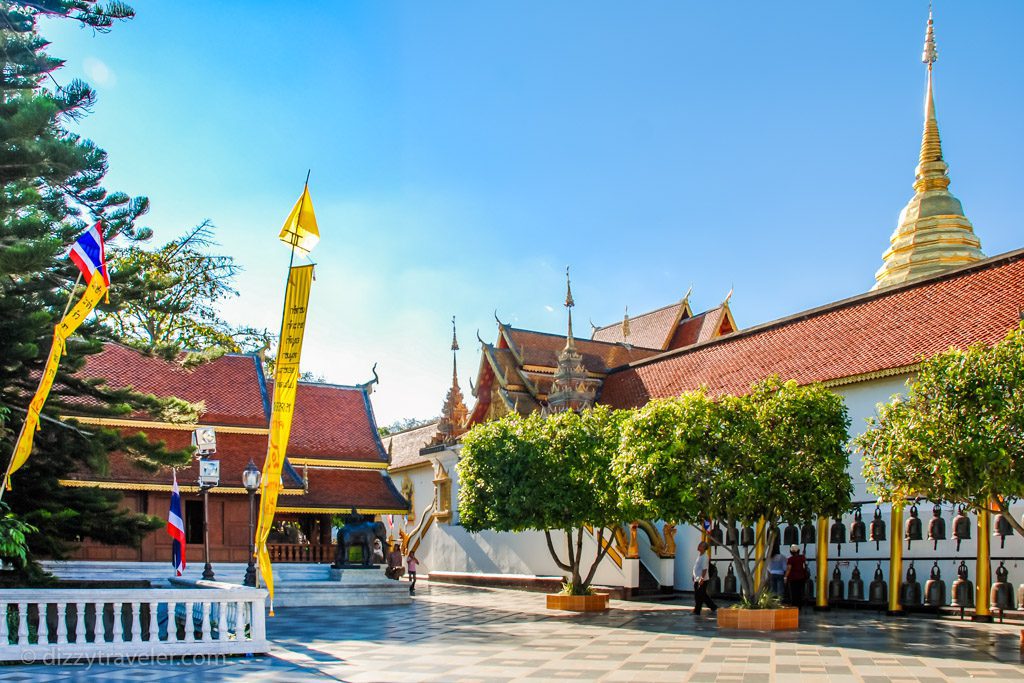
[68,222,110,286]
[167,470,186,576]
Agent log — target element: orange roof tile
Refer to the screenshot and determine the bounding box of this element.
[274,381,388,463]
[600,250,1024,408]
[592,301,683,349]
[505,328,660,373]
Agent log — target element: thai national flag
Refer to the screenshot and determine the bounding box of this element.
[68,222,110,286]
[167,471,186,576]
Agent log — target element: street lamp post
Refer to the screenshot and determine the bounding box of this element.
[202,486,215,580]
[243,459,261,587]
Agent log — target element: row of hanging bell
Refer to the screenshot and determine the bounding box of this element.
[828,565,866,602]
[782,522,817,548]
[951,560,974,609]
[991,561,1015,611]
[994,514,1014,549]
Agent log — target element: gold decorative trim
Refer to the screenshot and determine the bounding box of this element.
[288,457,387,470]
[57,479,302,495]
[64,416,269,435]
[276,506,410,515]
[388,461,431,474]
[820,364,919,389]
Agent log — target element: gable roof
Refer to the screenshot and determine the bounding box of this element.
[272,380,389,464]
[600,249,1024,408]
[383,422,438,471]
[80,344,268,427]
[591,300,685,349]
[505,328,661,373]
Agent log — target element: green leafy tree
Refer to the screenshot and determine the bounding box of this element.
[104,220,266,352]
[459,406,626,594]
[615,379,852,601]
[0,1,196,576]
[858,323,1024,535]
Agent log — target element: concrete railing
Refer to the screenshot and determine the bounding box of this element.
[0,581,268,663]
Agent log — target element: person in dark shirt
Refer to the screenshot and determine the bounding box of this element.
[784,544,809,608]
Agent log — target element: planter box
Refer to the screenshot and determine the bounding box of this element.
[546,593,609,612]
[717,606,799,631]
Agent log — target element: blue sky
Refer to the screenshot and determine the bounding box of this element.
[43,2,1023,424]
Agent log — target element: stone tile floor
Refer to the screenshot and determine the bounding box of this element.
[1,583,1022,681]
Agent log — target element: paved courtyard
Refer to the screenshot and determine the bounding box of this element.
[1,584,1022,682]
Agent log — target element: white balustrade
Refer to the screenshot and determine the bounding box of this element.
[0,581,268,663]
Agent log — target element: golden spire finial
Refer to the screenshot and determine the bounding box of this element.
[450,315,459,383]
[872,3,983,290]
[450,315,459,352]
[622,305,631,339]
[564,266,575,349]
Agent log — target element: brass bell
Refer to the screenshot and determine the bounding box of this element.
[800,521,816,546]
[869,506,887,550]
[927,504,946,550]
[724,563,738,594]
[804,578,815,603]
[900,562,922,607]
[783,523,799,547]
[924,561,946,607]
[905,504,923,549]
[710,522,724,546]
[849,508,866,551]
[828,565,844,602]
[868,563,888,605]
[990,561,1015,613]
[994,514,1014,549]
[951,505,971,551]
[830,518,846,556]
[951,560,974,609]
[725,524,739,547]
[708,561,722,597]
[740,525,755,547]
[848,565,865,602]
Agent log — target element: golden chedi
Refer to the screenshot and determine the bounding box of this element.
[873,10,984,290]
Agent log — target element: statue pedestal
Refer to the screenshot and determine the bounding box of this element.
[272,564,410,608]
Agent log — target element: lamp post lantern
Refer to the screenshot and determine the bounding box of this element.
[197,454,220,582]
[242,459,261,586]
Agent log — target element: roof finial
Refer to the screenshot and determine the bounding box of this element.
[916,1,946,189]
[622,305,631,339]
[450,315,459,383]
[564,266,575,350]
[922,2,937,68]
[450,315,459,352]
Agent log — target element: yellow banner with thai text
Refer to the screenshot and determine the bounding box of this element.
[6,273,108,489]
[254,264,314,613]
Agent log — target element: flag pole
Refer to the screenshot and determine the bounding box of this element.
[253,171,310,589]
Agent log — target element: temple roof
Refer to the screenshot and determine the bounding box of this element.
[600,249,1024,408]
[592,299,686,349]
[506,328,660,373]
[383,422,438,471]
[268,380,389,464]
[81,344,269,427]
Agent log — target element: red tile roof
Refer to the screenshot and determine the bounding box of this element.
[505,328,660,373]
[290,468,409,512]
[592,301,683,350]
[600,250,1024,408]
[81,344,269,427]
[274,381,388,463]
[384,423,437,471]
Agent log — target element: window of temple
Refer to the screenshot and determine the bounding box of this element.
[433,463,452,523]
[184,499,204,545]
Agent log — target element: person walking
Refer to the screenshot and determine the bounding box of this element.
[692,541,718,616]
[784,544,809,608]
[406,550,419,595]
[767,543,786,597]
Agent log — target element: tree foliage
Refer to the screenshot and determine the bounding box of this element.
[0,1,196,575]
[458,406,627,593]
[858,323,1024,535]
[615,378,852,599]
[104,220,267,352]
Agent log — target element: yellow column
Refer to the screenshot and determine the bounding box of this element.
[815,517,829,609]
[754,517,766,593]
[887,504,904,615]
[973,501,992,622]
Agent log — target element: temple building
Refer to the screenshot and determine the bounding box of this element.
[386,10,1024,603]
[57,343,408,568]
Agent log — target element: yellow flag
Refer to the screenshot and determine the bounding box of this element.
[6,273,108,489]
[278,185,319,254]
[254,264,314,613]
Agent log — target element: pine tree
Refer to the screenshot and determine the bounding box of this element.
[0,2,195,576]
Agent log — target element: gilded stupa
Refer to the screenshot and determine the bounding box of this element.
[873,8,984,290]
[428,316,469,446]
[545,267,600,414]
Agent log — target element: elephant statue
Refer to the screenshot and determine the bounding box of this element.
[332,520,387,568]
